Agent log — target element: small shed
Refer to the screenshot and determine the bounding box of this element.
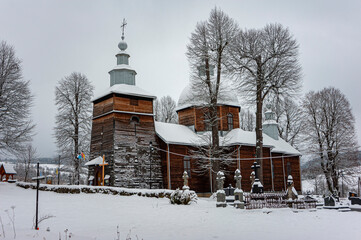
[0,163,17,181]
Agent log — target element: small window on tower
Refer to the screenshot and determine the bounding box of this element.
[130,99,138,106]
[183,156,191,177]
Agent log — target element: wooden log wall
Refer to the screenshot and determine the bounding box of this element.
[156,139,302,193]
[177,105,240,132]
[90,94,163,188]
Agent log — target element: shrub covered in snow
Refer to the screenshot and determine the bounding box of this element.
[16,182,173,198]
[170,188,198,205]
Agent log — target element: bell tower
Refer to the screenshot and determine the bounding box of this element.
[89,20,163,188]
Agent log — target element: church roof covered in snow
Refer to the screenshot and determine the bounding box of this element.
[176,84,240,111]
[154,122,301,156]
[92,83,157,102]
[155,122,204,146]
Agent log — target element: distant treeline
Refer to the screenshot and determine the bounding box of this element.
[1,157,57,164]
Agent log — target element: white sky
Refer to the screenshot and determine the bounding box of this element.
[1,0,360,157]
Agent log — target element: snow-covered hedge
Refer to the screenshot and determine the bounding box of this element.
[16,182,174,198]
[170,188,198,205]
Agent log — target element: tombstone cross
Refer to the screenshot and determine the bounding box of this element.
[251,161,260,179]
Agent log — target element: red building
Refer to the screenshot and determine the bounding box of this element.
[0,163,16,181]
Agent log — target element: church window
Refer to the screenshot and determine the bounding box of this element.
[183,156,191,177]
[227,113,233,130]
[287,162,292,176]
[130,98,138,106]
[130,116,140,125]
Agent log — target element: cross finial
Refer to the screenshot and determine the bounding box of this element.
[251,161,260,179]
[121,18,127,40]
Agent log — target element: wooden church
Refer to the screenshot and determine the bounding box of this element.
[88,30,302,193]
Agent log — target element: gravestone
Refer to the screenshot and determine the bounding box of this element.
[216,171,226,208]
[285,175,298,200]
[234,169,244,209]
[182,171,189,190]
[224,184,235,196]
[324,196,336,206]
[251,162,264,193]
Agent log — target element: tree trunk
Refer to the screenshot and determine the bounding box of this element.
[74,115,80,185]
[255,58,264,182]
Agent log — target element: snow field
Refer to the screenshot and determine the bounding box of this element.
[0,182,360,240]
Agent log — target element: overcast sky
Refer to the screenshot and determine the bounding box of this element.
[1,0,360,158]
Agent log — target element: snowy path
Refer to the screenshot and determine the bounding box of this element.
[0,182,360,240]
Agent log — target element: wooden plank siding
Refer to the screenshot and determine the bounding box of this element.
[90,93,162,188]
[155,135,302,193]
[178,106,240,132]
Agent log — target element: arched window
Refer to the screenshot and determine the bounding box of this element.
[130,116,140,124]
[227,113,233,130]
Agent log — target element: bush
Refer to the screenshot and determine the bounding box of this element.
[170,188,198,205]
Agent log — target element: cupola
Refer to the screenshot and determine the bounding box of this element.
[109,21,137,86]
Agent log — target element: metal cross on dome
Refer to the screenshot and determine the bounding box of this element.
[121,18,127,40]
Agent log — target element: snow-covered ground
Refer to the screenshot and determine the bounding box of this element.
[0,182,360,240]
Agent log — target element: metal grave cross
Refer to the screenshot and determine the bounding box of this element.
[121,18,127,40]
[251,161,260,179]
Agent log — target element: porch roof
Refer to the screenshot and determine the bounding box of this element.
[85,156,108,166]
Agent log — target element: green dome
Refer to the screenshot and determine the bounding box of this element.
[118,40,127,51]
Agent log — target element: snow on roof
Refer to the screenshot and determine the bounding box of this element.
[224,128,274,148]
[115,50,130,56]
[1,163,17,174]
[155,122,300,156]
[267,137,301,155]
[176,84,240,111]
[92,84,157,102]
[155,121,205,146]
[109,64,136,73]
[85,156,108,166]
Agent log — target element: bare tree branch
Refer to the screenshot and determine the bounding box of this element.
[0,41,35,155]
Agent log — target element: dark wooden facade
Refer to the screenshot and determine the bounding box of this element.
[177,106,240,132]
[89,93,163,188]
[156,137,301,193]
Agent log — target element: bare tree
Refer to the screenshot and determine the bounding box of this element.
[154,99,160,122]
[229,23,302,181]
[154,95,178,123]
[0,41,34,155]
[240,108,255,131]
[17,144,37,182]
[54,72,94,185]
[268,97,304,148]
[303,87,359,195]
[186,7,238,191]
